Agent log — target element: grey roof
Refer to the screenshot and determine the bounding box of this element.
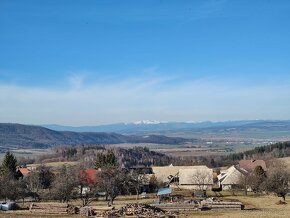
[157,187,172,196]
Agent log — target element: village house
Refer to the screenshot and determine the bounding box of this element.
[238,159,267,172]
[178,166,213,190]
[80,168,98,185]
[16,166,31,178]
[152,165,183,184]
[79,168,99,195]
[217,160,267,190]
[151,165,213,190]
[218,165,248,190]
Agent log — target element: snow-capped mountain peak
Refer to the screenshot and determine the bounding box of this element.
[133,120,163,125]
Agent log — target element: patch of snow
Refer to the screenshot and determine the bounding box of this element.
[133,120,162,125]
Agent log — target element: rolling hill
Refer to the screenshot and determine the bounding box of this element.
[43,120,290,134]
[0,123,197,149]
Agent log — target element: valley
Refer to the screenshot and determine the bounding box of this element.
[1,121,290,161]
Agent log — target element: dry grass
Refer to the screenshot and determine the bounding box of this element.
[179,195,290,218]
[0,149,52,162]
[27,161,79,169]
[278,157,290,170]
[0,195,288,217]
[152,147,229,157]
[0,211,78,218]
[86,194,290,218]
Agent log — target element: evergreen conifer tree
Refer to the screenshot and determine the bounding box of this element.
[1,151,17,176]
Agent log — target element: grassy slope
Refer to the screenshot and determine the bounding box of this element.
[279,156,290,166]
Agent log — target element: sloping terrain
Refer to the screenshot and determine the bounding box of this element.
[43,120,290,134]
[43,120,290,142]
[0,123,196,149]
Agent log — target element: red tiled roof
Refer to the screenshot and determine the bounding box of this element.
[18,168,30,176]
[80,168,98,185]
[239,159,267,172]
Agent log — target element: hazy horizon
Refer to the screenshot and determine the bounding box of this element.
[1,119,289,128]
[1,0,290,125]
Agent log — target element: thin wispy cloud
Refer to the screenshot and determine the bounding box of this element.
[1,1,290,125]
[0,74,289,125]
[68,74,86,90]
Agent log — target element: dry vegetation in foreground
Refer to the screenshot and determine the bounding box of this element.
[178,195,290,218]
[278,156,290,169]
[0,195,289,217]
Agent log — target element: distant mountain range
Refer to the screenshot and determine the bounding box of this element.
[43,120,290,134]
[0,123,197,149]
[1,120,290,150]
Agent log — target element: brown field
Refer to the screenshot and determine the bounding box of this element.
[27,161,79,169]
[0,194,289,217]
[152,147,230,157]
[0,149,53,161]
[178,195,290,218]
[279,157,290,169]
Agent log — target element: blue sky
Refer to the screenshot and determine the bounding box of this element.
[0,0,290,125]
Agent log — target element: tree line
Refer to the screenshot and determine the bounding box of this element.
[207,141,290,167]
[228,141,290,161]
[0,151,161,206]
[235,161,290,201]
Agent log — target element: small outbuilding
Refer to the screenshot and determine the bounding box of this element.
[157,187,172,196]
[157,187,172,203]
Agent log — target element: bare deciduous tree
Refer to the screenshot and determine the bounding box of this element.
[50,165,77,203]
[238,172,251,196]
[264,161,290,201]
[0,174,19,201]
[77,165,99,206]
[96,168,131,206]
[148,175,161,193]
[192,169,212,191]
[129,171,149,200]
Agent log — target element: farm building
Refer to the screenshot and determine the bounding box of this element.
[157,187,172,197]
[239,159,267,172]
[156,187,172,203]
[17,167,31,178]
[178,166,213,190]
[152,165,213,190]
[80,168,99,185]
[152,165,182,183]
[218,165,248,190]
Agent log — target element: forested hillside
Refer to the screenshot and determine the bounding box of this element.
[227,141,290,161]
[0,123,196,149]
